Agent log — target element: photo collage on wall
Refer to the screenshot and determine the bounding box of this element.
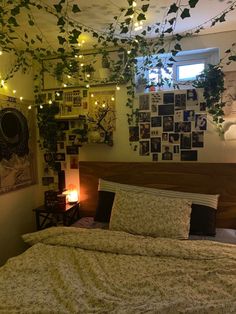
[40,88,89,186]
[129,89,207,162]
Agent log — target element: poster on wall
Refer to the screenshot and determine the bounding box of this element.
[133,88,207,162]
[0,101,36,194]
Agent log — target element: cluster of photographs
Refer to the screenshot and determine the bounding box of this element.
[129,89,207,162]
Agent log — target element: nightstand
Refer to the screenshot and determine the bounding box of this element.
[33,202,80,230]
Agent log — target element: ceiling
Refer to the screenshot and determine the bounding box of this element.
[8,0,236,50]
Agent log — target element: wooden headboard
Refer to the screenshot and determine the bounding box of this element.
[79,162,236,229]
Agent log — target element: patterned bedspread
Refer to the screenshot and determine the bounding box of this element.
[0,227,236,313]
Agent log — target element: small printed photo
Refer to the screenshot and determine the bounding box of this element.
[68,134,76,141]
[55,90,63,101]
[83,89,88,98]
[129,126,139,142]
[158,104,174,116]
[163,93,174,104]
[42,176,54,186]
[83,101,88,109]
[175,110,183,122]
[152,153,158,162]
[139,140,150,156]
[57,121,69,131]
[175,121,191,133]
[66,145,79,155]
[173,145,180,154]
[151,103,158,113]
[163,116,174,132]
[139,94,150,110]
[57,132,66,141]
[169,133,180,144]
[162,145,173,160]
[181,150,198,161]
[73,96,82,106]
[180,133,192,149]
[139,112,151,122]
[195,114,207,131]
[151,137,161,153]
[187,89,198,101]
[57,141,65,151]
[184,110,195,122]
[175,93,186,110]
[70,156,79,169]
[140,123,150,139]
[192,131,204,148]
[44,153,53,163]
[151,93,162,105]
[200,102,207,111]
[151,129,160,137]
[162,132,169,142]
[151,116,162,128]
[54,153,66,161]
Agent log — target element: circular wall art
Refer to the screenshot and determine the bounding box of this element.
[0,107,29,161]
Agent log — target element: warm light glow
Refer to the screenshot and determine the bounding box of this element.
[86,74,90,78]
[116,86,120,91]
[74,54,78,58]
[132,1,137,7]
[68,190,78,204]
[40,104,43,109]
[1,79,4,87]
[86,84,90,88]
[80,63,84,67]
[127,50,131,54]
[13,89,16,94]
[79,55,83,59]
[67,75,71,78]
[111,96,115,101]
[95,101,98,105]
[102,103,106,108]
[28,105,31,109]
[20,96,23,101]
[56,92,60,96]
[63,83,67,87]
[48,100,52,104]
[91,93,94,97]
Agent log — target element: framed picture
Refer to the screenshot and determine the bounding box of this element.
[180,133,192,149]
[140,123,150,139]
[66,145,79,155]
[139,112,151,122]
[44,153,53,163]
[195,114,207,130]
[162,145,173,160]
[151,137,161,153]
[151,116,162,127]
[139,140,150,156]
[163,93,174,104]
[192,131,204,147]
[139,94,150,110]
[181,150,198,161]
[158,105,174,116]
[175,93,186,110]
[163,116,174,132]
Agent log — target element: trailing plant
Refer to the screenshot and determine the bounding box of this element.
[193,64,225,131]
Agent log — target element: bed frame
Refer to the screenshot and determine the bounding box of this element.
[79,162,236,229]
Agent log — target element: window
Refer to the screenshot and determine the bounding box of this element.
[177,62,205,81]
[136,48,219,90]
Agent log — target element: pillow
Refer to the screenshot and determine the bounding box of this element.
[109,189,192,239]
[94,179,219,236]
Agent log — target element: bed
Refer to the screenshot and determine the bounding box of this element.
[0,162,236,313]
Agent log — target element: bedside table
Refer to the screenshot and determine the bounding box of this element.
[33,202,80,230]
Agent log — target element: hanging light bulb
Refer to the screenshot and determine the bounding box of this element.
[63,83,67,87]
[116,86,120,91]
[48,100,52,104]
[67,75,71,79]
[28,105,31,109]
[132,1,137,7]
[111,96,115,101]
[13,89,16,94]
[40,104,43,109]
[86,83,90,88]
[91,93,94,98]
[20,96,23,101]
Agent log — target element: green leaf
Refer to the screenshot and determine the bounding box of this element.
[8,16,19,26]
[137,13,146,21]
[188,0,199,8]
[72,4,81,13]
[174,43,182,51]
[36,35,42,43]
[219,14,226,23]
[57,47,65,54]
[157,48,165,54]
[11,6,20,16]
[180,8,190,19]
[125,8,134,16]
[28,20,34,26]
[229,56,236,61]
[54,4,62,13]
[165,27,173,33]
[167,3,179,14]
[225,49,231,53]
[127,0,133,5]
[57,36,66,45]
[120,26,129,34]
[168,17,176,25]
[141,4,149,12]
[57,16,65,26]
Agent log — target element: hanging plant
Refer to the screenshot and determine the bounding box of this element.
[193,64,225,131]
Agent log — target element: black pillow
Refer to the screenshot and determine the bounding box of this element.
[94,190,216,236]
[94,191,115,222]
[190,204,216,236]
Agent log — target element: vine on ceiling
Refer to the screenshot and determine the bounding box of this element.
[1,0,236,130]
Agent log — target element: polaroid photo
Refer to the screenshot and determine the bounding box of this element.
[174,110,183,122]
[169,133,180,144]
[151,129,160,137]
[163,93,174,104]
[162,145,173,160]
[66,145,79,155]
[151,93,163,106]
[151,137,161,153]
[175,121,191,132]
[184,110,195,122]
[192,131,204,148]
[158,104,174,116]
[195,114,207,131]
[140,123,150,139]
[162,132,168,142]
[44,153,53,163]
[129,126,139,142]
[180,133,192,149]
[163,116,174,132]
[151,116,162,128]
[173,145,180,154]
[187,89,198,106]
[139,140,150,156]
[181,150,198,161]
[139,112,151,122]
[139,94,150,110]
[175,93,186,110]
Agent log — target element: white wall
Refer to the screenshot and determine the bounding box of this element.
[79,31,236,163]
[0,53,44,266]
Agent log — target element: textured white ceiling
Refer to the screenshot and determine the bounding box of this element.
[15,0,236,49]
